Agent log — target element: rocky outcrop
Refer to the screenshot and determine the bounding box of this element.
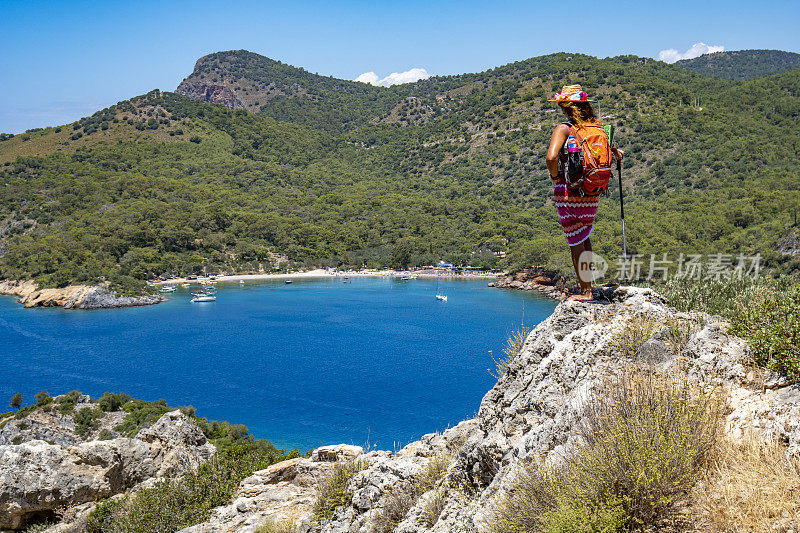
[488,267,567,300]
[0,394,125,447]
[180,286,798,533]
[175,82,245,110]
[0,411,214,530]
[0,280,163,309]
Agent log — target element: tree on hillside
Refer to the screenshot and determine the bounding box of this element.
[10,393,22,410]
[390,240,413,270]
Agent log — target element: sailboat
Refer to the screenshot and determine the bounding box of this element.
[435,272,447,301]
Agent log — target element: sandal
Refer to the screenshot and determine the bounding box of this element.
[567,293,595,302]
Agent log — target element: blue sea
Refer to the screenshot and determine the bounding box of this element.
[0,277,556,451]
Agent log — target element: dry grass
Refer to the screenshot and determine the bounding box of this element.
[254,517,299,533]
[664,315,700,356]
[420,488,447,527]
[692,436,800,532]
[611,315,659,360]
[373,450,454,531]
[374,482,418,533]
[489,368,723,532]
[312,458,368,521]
[489,326,530,379]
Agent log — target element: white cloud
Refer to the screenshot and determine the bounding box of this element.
[353,68,431,87]
[354,72,380,85]
[658,42,725,64]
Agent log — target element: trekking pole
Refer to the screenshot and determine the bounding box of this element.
[608,125,627,280]
[617,152,627,280]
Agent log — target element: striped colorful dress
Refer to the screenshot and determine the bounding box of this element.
[553,179,599,246]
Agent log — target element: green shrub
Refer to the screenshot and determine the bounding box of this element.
[86,443,296,532]
[313,458,368,520]
[74,407,103,437]
[114,399,171,436]
[489,370,722,532]
[57,390,82,413]
[34,391,53,407]
[98,392,132,412]
[729,283,800,382]
[14,405,35,419]
[11,435,23,445]
[98,429,114,440]
[642,276,795,319]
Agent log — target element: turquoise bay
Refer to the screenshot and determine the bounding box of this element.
[0,277,556,451]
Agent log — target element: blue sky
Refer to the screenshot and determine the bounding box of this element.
[2,0,798,133]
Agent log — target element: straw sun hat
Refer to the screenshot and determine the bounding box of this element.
[548,84,597,103]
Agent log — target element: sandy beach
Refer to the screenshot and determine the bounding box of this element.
[155,268,501,285]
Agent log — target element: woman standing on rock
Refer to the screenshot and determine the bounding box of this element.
[545,84,623,301]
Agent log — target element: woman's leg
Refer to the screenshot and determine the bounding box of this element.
[569,238,593,298]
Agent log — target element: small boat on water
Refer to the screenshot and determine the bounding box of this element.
[285,279,293,284]
[191,294,216,302]
[181,283,190,288]
[435,272,447,301]
[160,286,176,293]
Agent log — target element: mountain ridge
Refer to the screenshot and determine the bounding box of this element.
[1,50,799,292]
[675,49,800,80]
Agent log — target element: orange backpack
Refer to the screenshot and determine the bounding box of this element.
[562,123,613,196]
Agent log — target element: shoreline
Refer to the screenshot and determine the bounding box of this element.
[155,268,502,285]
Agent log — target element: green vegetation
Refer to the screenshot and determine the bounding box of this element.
[86,442,300,533]
[57,390,82,413]
[1,51,798,294]
[489,370,722,532]
[7,389,294,453]
[643,275,797,318]
[74,406,104,437]
[9,392,22,409]
[729,283,800,381]
[642,275,800,383]
[676,50,800,80]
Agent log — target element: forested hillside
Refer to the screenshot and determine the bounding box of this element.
[676,50,800,80]
[1,51,799,291]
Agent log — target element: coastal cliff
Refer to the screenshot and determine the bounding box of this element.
[4,287,799,532]
[179,287,799,532]
[0,280,163,309]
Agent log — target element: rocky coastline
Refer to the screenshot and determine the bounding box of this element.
[488,267,569,300]
[0,280,164,310]
[3,286,799,532]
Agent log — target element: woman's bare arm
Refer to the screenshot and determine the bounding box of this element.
[546,124,569,180]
